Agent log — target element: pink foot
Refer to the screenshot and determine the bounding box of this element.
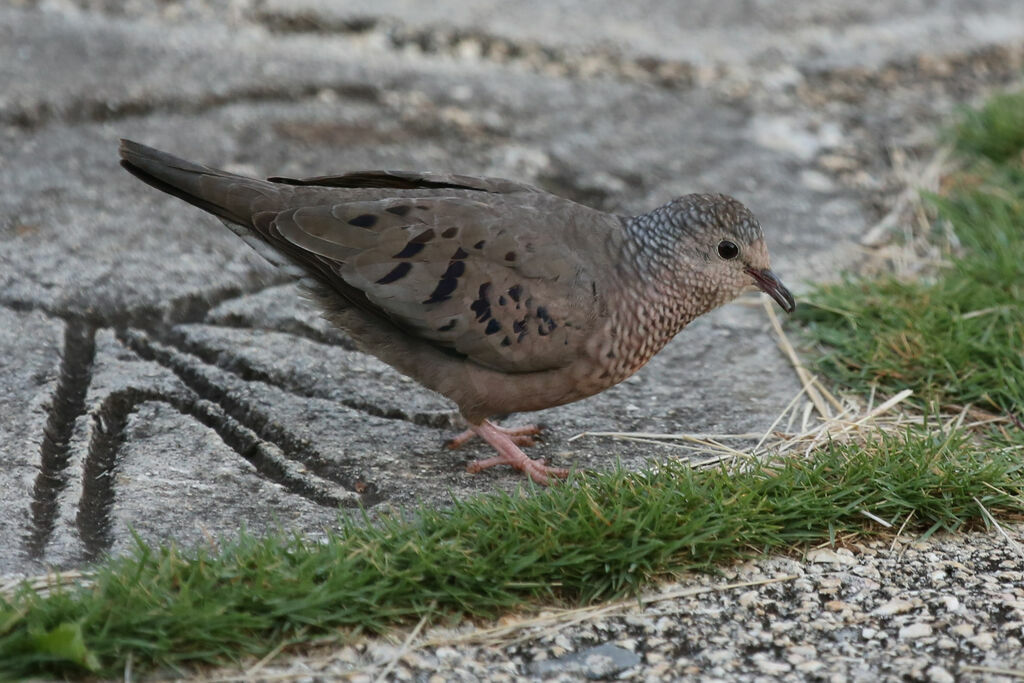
[446,423,543,449]
[458,420,567,485]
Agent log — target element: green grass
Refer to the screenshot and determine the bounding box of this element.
[796,93,1024,414]
[4,90,1024,680]
[951,91,1024,163]
[3,429,1022,678]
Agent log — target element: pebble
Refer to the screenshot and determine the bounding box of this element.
[873,599,915,616]
[967,632,995,650]
[704,649,733,665]
[950,623,975,637]
[754,656,791,675]
[738,589,759,607]
[787,644,816,660]
[807,548,857,565]
[899,623,932,640]
[530,643,640,678]
[926,664,956,683]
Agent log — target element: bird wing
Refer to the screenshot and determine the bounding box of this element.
[257,194,615,373]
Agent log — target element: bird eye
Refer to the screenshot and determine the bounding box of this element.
[717,240,739,260]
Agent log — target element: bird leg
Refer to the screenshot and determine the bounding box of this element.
[446,423,543,449]
[458,420,568,485]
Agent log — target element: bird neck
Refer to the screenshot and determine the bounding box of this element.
[620,211,724,320]
[596,214,723,382]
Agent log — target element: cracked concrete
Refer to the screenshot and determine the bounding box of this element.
[2,1,1023,594]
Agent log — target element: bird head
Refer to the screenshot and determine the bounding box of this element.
[657,193,796,314]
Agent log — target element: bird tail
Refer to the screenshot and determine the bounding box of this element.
[118,139,273,227]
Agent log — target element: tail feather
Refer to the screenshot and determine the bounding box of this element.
[118,139,272,226]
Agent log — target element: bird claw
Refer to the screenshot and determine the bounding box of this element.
[456,420,565,485]
[446,423,543,449]
[467,453,569,486]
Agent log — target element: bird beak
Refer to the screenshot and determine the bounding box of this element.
[745,267,796,313]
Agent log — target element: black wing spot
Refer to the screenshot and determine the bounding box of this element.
[424,280,457,304]
[423,261,465,304]
[392,241,426,259]
[473,240,486,249]
[451,247,469,260]
[498,295,507,306]
[485,319,501,335]
[470,282,491,322]
[348,213,378,228]
[437,319,457,332]
[442,227,458,238]
[512,319,527,334]
[411,228,436,243]
[447,260,466,278]
[507,285,522,302]
[376,261,412,284]
[536,306,557,336]
[386,205,411,216]
[504,251,517,262]
[500,336,511,347]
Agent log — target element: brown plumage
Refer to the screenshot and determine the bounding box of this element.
[119,139,794,484]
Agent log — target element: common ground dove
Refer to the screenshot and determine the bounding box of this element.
[119,140,795,485]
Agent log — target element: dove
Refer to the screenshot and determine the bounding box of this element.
[119,140,794,485]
